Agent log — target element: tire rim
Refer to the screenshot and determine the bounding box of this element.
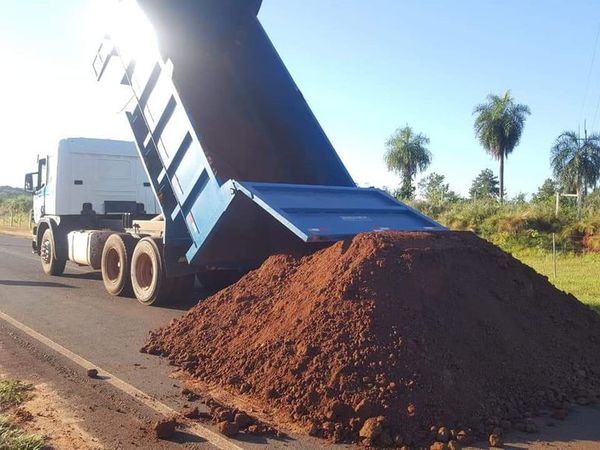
[135,253,153,290]
[41,239,51,264]
[105,248,121,282]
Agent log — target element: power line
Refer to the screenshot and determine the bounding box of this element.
[580,24,600,127]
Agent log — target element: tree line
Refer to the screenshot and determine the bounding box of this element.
[384,91,600,219]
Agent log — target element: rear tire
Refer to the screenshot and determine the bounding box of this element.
[101,233,135,297]
[40,228,66,276]
[130,238,171,306]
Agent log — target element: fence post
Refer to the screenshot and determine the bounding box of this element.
[552,233,557,279]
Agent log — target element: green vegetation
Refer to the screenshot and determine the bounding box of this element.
[384,126,432,199]
[0,186,26,199]
[0,187,31,230]
[410,188,599,253]
[0,380,32,408]
[519,253,600,313]
[0,416,44,450]
[469,169,500,200]
[473,91,530,202]
[418,173,459,207]
[551,131,600,219]
[0,380,44,450]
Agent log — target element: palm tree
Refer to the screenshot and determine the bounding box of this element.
[550,131,600,219]
[473,91,530,202]
[384,126,432,199]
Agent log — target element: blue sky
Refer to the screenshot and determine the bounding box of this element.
[2,0,600,198]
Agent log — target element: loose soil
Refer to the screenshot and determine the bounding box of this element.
[0,377,103,450]
[143,231,600,447]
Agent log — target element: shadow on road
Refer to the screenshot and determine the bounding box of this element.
[60,271,103,281]
[158,288,210,311]
[162,430,207,445]
[0,279,77,289]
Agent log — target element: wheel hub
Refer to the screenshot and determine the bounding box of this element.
[135,253,153,290]
[105,248,121,282]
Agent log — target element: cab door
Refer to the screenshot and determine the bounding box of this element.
[33,156,48,223]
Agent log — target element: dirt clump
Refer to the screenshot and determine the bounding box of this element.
[217,420,239,437]
[153,417,176,439]
[142,231,600,447]
[181,405,199,419]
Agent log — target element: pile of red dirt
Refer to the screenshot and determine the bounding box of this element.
[142,231,600,447]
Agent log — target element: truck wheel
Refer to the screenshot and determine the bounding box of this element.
[101,234,135,297]
[40,228,66,276]
[131,238,171,306]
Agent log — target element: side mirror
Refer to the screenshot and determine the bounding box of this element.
[24,173,35,193]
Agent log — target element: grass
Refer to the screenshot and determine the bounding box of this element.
[517,252,600,313]
[0,381,44,450]
[0,381,32,409]
[0,416,44,450]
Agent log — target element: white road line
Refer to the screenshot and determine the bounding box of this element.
[0,309,242,450]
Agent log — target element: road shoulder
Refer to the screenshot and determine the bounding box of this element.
[0,318,213,449]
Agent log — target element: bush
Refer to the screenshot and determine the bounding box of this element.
[404,190,600,255]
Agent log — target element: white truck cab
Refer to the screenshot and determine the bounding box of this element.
[25,138,161,277]
[29,138,158,223]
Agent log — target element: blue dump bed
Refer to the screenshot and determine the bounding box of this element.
[93,0,444,270]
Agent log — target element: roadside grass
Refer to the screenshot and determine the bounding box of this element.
[0,380,45,450]
[0,212,29,231]
[516,253,600,313]
[0,380,32,408]
[0,416,45,450]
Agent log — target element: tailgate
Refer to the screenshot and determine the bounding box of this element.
[236,182,445,242]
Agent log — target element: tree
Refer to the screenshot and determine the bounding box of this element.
[469,169,500,200]
[511,192,527,205]
[418,172,458,206]
[550,131,600,219]
[384,126,432,199]
[531,178,558,204]
[473,91,530,202]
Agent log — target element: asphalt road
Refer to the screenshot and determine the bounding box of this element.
[1,233,600,449]
[0,234,191,403]
[0,234,308,449]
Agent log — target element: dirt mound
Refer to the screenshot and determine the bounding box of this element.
[142,231,600,447]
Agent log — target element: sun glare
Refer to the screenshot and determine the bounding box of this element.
[111,1,161,65]
[84,0,160,65]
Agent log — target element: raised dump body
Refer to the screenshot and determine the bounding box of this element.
[93,0,444,271]
[136,0,355,187]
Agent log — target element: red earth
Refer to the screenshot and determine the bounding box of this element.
[143,231,600,447]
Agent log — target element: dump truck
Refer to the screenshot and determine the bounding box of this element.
[29,0,443,306]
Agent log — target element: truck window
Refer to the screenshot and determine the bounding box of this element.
[37,158,47,190]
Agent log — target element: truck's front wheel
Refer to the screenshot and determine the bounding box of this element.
[101,234,135,297]
[131,238,171,306]
[40,228,66,276]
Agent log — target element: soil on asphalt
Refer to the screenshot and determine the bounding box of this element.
[143,231,600,448]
